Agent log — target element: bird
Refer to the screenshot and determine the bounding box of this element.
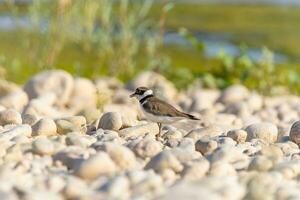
[130,86,200,137]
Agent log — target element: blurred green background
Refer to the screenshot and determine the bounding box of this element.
[1,0,300,94]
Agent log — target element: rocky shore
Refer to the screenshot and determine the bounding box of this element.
[0,70,300,199]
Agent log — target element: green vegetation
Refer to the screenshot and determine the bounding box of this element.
[1,1,300,95]
[153,4,300,61]
[0,0,162,82]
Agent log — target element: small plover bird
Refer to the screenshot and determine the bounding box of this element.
[130,86,200,137]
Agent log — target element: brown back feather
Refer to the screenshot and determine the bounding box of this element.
[143,96,198,119]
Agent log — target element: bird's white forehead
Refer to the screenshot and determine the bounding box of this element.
[143,89,153,96]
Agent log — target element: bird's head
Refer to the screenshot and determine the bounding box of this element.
[130,87,153,100]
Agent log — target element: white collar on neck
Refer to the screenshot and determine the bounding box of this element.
[137,89,153,101]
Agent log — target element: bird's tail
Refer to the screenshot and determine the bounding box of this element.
[183,113,200,120]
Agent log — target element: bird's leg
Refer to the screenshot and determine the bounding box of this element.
[157,123,162,138]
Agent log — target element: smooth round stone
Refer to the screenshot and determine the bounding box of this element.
[23,191,63,200]
[210,146,248,166]
[57,116,87,133]
[32,138,55,155]
[67,116,86,128]
[0,109,22,126]
[289,121,300,145]
[65,132,94,148]
[134,139,163,159]
[225,102,250,117]
[0,124,32,138]
[245,122,278,143]
[4,144,23,162]
[272,160,300,179]
[260,145,283,159]
[100,176,131,199]
[160,179,236,200]
[75,152,116,180]
[47,176,66,193]
[52,146,86,169]
[145,150,183,173]
[32,118,57,136]
[103,105,139,127]
[245,173,280,199]
[11,135,30,144]
[227,129,247,143]
[163,128,183,140]
[68,78,97,111]
[99,143,136,170]
[63,177,89,199]
[78,107,101,123]
[0,90,28,111]
[0,191,19,200]
[186,126,224,141]
[248,156,273,171]
[247,93,263,111]
[23,70,74,106]
[118,123,159,139]
[178,138,195,152]
[56,119,76,135]
[219,84,249,104]
[195,138,218,155]
[189,90,219,111]
[98,112,122,131]
[214,136,236,147]
[22,113,38,126]
[129,171,164,197]
[171,147,198,163]
[181,159,210,181]
[209,162,237,176]
[160,168,177,183]
[94,130,122,143]
[275,142,299,157]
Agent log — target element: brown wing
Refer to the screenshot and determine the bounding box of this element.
[143,97,189,118]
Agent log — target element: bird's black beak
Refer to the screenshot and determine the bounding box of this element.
[129,93,136,98]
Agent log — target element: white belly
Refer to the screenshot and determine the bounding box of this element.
[142,110,184,124]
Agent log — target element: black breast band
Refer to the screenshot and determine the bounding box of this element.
[139,95,153,104]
